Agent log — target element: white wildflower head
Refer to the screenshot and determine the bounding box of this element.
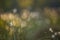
[58,32,60,35]
[54,32,57,35]
[49,28,53,32]
[13,8,17,13]
[9,22,13,26]
[52,35,55,38]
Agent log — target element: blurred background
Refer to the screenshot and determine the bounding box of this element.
[0,0,60,40]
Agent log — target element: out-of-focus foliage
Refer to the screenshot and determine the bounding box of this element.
[0,8,60,40]
[5,0,12,8]
[0,13,21,40]
[44,8,58,25]
[0,19,8,40]
[37,0,46,6]
[17,0,34,8]
[49,9,58,25]
[0,0,60,40]
[1,13,21,27]
[0,0,60,11]
[21,9,30,20]
[0,0,12,12]
[0,0,4,8]
[0,19,6,28]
